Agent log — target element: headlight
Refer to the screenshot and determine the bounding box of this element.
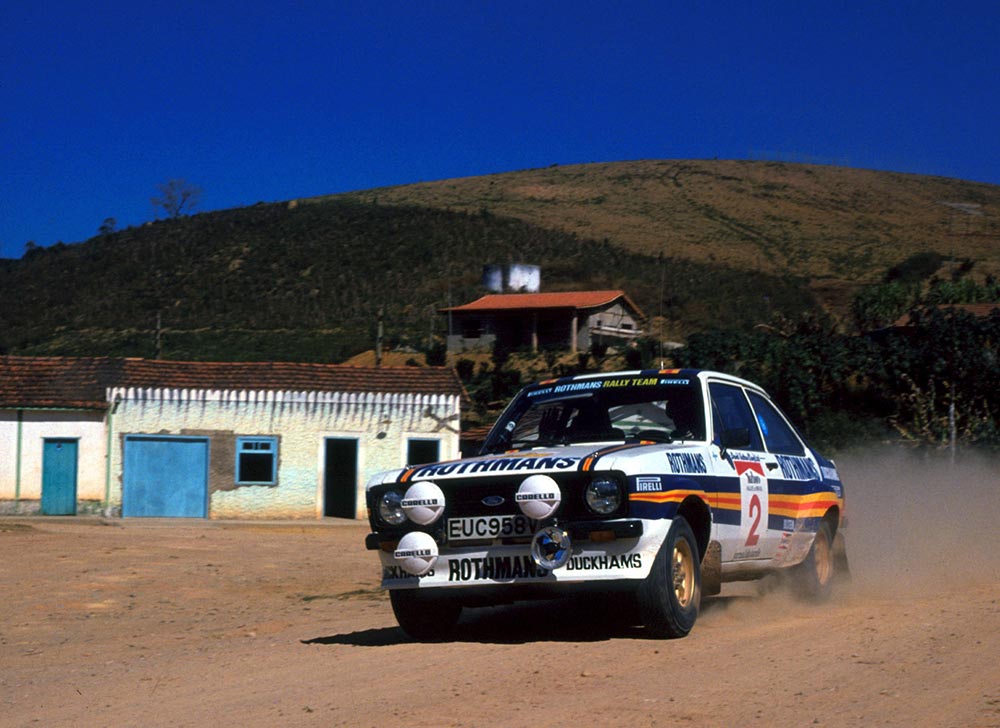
[378,490,407,525]
[585,477,622,515]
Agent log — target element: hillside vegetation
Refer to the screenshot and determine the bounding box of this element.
[331,159,1000,311]
[0,196,811,361]
[1,160,998,364]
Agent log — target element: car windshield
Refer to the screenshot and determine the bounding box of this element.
[482,375,706,453]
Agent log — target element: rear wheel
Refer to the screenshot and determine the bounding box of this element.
[792,520,835,601]
[637,517,701,638]
[390,589,462,641]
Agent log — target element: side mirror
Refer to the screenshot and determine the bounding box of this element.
[720,427,751,450]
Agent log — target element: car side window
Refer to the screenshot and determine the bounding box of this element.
[708,382,763,451]
[747,391,806,456]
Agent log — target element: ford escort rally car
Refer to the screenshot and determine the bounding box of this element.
[365,369,846,640]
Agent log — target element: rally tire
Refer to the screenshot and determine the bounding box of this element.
[390,589,462,641]
[636,516,701,639]
[792,520,835,602]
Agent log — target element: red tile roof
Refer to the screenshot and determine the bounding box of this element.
[0,356,117,409]
[0,356,464,410]
[442,290,644,316]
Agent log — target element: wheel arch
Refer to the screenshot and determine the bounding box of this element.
[822,505,840,538]
[676,494,712,562]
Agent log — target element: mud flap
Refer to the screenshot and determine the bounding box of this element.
[833,530,851,582]
[702,540,722,596]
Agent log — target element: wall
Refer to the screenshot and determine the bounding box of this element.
[107,388,461,520]
[0,411,16,502]
[584,302,642,348]
[0,408,107,513]
[482,264,541,293]
[447,300,642,354]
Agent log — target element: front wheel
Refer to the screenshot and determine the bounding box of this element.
[389,589,462,641]
[636,517,701,638]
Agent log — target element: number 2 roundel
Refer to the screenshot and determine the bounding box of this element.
[735,461,767,548]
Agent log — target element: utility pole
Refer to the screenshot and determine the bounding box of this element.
[949,381,957,464]
[155,311,163,359]
[375,306,384,368]
[428,305,435,352]
[658,251,665,366]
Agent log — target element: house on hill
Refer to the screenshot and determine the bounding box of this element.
[0,356,463,520]
[442,290,644,354]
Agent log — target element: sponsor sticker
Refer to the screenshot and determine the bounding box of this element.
[448,555,549,581]
[635,476,662,492]
[776,455,820,481]
[666,452,707,474]
[564,553,643,571]
[383,565,435,580]
[408,455,580,480]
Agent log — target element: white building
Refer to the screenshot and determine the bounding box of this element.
[0,356,463,519]
[443,289,645,354]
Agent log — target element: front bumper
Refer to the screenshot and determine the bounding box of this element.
[371,517,668,590]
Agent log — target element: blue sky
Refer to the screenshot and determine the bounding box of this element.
[2,1,998,257]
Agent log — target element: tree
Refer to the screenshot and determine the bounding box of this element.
[851,281,917,331]
[98,217,117,236]
[876,307,1000,450]
[151,179,202,219]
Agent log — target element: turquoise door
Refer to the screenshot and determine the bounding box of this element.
[41,439,78,515]
[123,436,209,517]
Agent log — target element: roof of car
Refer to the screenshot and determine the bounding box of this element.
[530,368,760,389]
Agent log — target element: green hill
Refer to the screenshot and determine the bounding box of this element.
[331,159,1000,311]
[1,160,997,362]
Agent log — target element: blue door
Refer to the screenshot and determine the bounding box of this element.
[123,436,209,517]
[41,439,78,515]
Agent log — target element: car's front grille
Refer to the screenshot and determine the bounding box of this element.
[367,471,627,537]
[437,474,589,520]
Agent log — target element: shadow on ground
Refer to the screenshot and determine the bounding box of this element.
[302,594,741,647]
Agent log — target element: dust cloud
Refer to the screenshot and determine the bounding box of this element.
[835,447,1000,597]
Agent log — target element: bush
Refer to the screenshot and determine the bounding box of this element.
[885,252,944,284]
[425,341,447,366]
[455,358,475,382]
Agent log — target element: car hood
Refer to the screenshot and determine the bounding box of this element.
[367,440,700,489]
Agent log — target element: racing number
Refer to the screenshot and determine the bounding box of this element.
[745,493,762,546]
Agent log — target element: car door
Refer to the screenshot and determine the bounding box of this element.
[745,390,825,544]
[707,381,782,563]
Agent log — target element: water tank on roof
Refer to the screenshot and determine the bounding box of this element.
[482,264,540,293]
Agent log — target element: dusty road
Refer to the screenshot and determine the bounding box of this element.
[2,450,999,727]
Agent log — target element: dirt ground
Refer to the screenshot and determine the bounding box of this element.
[2,450,999,728]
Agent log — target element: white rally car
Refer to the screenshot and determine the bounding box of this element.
[365,369,846,640]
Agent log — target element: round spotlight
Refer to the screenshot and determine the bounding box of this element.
[393,531,439,576]
[401,480,446,525]
[530,526,572,570]
[515,474,562,520]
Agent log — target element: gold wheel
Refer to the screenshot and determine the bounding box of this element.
[812,525,833,587]
[672,538,696,608]
[792,520,835,601]
[637,516,701,638]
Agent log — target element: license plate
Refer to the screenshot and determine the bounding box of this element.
[446,515,533,542]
